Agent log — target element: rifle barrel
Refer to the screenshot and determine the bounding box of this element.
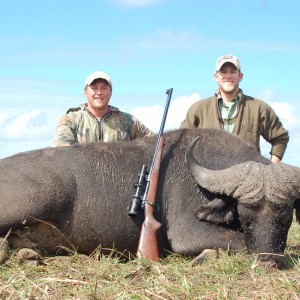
[148,88,173,178]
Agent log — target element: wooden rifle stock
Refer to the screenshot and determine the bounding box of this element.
[137,136,164,260]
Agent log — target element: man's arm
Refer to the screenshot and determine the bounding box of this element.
[271,154,281,163]
[131,117,156,139]
[180,101,201,129]
[268,128,289,162]
[260,102,289,161]
[53,115,77,147]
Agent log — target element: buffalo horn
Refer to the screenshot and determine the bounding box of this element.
[185,136,266,204]
[185,136,300,205]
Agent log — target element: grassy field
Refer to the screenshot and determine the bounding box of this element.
[0,219,299,299]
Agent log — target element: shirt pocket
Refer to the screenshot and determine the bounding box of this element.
[240,121,261,151]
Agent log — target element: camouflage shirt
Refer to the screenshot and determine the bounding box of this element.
[54,104,155,146]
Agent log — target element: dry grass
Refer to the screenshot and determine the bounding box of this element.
[0,220,299,300]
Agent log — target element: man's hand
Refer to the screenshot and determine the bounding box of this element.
[271,155,281,163]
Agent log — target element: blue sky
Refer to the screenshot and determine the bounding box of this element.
[1,0,300,166]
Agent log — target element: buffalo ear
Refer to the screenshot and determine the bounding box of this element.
[195,198,237,225]
[295,199,300,224]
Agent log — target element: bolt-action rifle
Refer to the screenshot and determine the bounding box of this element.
[128,88,173,260]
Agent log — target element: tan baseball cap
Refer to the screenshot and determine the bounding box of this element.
[85,71,112,88]
[216,55,241,72]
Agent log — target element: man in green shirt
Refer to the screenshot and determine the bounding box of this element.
[54,71,155,146]
[180,55,289,163]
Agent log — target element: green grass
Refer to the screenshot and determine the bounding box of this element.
[0,219,299,299]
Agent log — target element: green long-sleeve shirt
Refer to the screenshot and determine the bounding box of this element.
[180,90,289,159]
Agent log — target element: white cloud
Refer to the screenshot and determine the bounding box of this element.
[131,104,163,132]
[257,97,299,165]
[258,85,275,102]
[4,110,46,139]
[0,113,8,127]
[131,93,200,132]
[271,102,297,129]
[0,108,62,142]
[258,86,298,129]
[252,86,298,162]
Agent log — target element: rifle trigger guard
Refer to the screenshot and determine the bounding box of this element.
[143,200,159,212]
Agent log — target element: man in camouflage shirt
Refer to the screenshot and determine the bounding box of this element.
[54,71,155,146]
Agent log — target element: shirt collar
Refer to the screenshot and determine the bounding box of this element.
[215,89,243,105]
[82,104,120,112]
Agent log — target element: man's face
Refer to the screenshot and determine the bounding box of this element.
[214,63,243,95]
[84,79,112,112]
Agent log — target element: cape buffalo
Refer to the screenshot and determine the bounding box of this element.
[0,128,299,268]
